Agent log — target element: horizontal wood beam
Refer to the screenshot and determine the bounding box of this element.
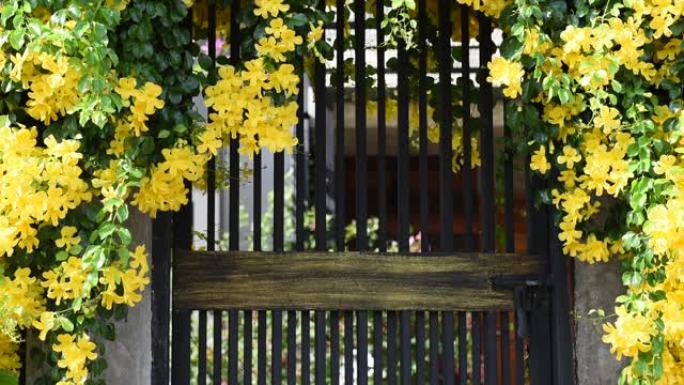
[173,251,546,311]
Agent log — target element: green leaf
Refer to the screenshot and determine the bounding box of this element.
[56,250,69,261]
[59,317,74,332]
[0,370,17,385]
[8,29,24,50]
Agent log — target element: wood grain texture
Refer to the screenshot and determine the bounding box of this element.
[173,251,545,311]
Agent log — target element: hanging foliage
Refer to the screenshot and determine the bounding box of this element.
[0,0,326,383]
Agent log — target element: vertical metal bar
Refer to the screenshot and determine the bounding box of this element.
[152,213,171,385]
[388,311,398,385]
[229,0,240,253]
[548,223,576,385]
[418,0,429,252]
[315,0,328,252]
[296,68,306,251]
[400,311,412,385]
[472,313,482,385]
[397,19,410,254]
[477,13,498,385]
[314,3,328,381]
[294,35,306,385]
[303,311,312,385]
[501,313,512,385]
[288,311,297,385]
[229,311,239,385]
[228,7,242,383]
[376,0,388,252]
[460,8,473,385]
[332,2,344,370]
[502,92,516,385]
[344,312,354,385]
[458,313,468,385]
[354,0,367,252]
[438,0,453,254]
[375,3,387,382]
[354,2,369,384]
[397,14,411,385]
[416,312,426,385]
[199,312,208,385]
[526,161,552,385]
[515,315,525,385]
[358,311,369,385]
[438,4,455,385]
[458,5,479,385]
[335,0,346,252]
[273,46,286,380]
[200,2,216,382]
[331,311,341,385]
[258,311,267,385]
[245,311,253,385]
[171,198,193,384]
[460,9,474,251]
[373,312,384,385]
[316,312,326,385]
[273,310,283,385]
[429,312,439,385]
[214,310,223,384]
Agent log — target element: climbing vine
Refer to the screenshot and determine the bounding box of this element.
[0,0,324,383]
[489,0,684,383]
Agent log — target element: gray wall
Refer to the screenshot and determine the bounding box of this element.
[574,258,626,384]
[104,207,153,385]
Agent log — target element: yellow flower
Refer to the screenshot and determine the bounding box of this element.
[265,18,289,38]
[254,0,290,19]
[115,77,137,100]
[308,22,324,46]
[486,57,524,98]
[530,145,551,174]
[32,311,55,341]
[602,306,653,359]
[557,146,581,169]
[594,106,620,134]
[654,154,677,177]
[55,226,80,250]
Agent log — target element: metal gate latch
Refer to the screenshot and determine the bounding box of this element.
[491,275,546,338]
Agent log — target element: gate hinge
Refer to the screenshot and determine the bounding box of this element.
[491,275,547,338]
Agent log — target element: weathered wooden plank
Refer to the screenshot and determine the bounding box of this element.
[172,251,545,311]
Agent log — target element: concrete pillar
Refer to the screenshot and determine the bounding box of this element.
[104,207,153,385]
[574,257,626,384]
[25,207,153,384]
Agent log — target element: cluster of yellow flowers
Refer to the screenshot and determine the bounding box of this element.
[0,333,21,372]
[115,78,166,137]
[0,268,45,332]
[203,10,302,160]
[52,334,98,384]
[100,245,150,309]
[133,146,207,217]
[486,0,684,381]
[0,126,91,257]
[9,51,80,125]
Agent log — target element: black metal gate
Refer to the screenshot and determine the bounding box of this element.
[151,1,575,384]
